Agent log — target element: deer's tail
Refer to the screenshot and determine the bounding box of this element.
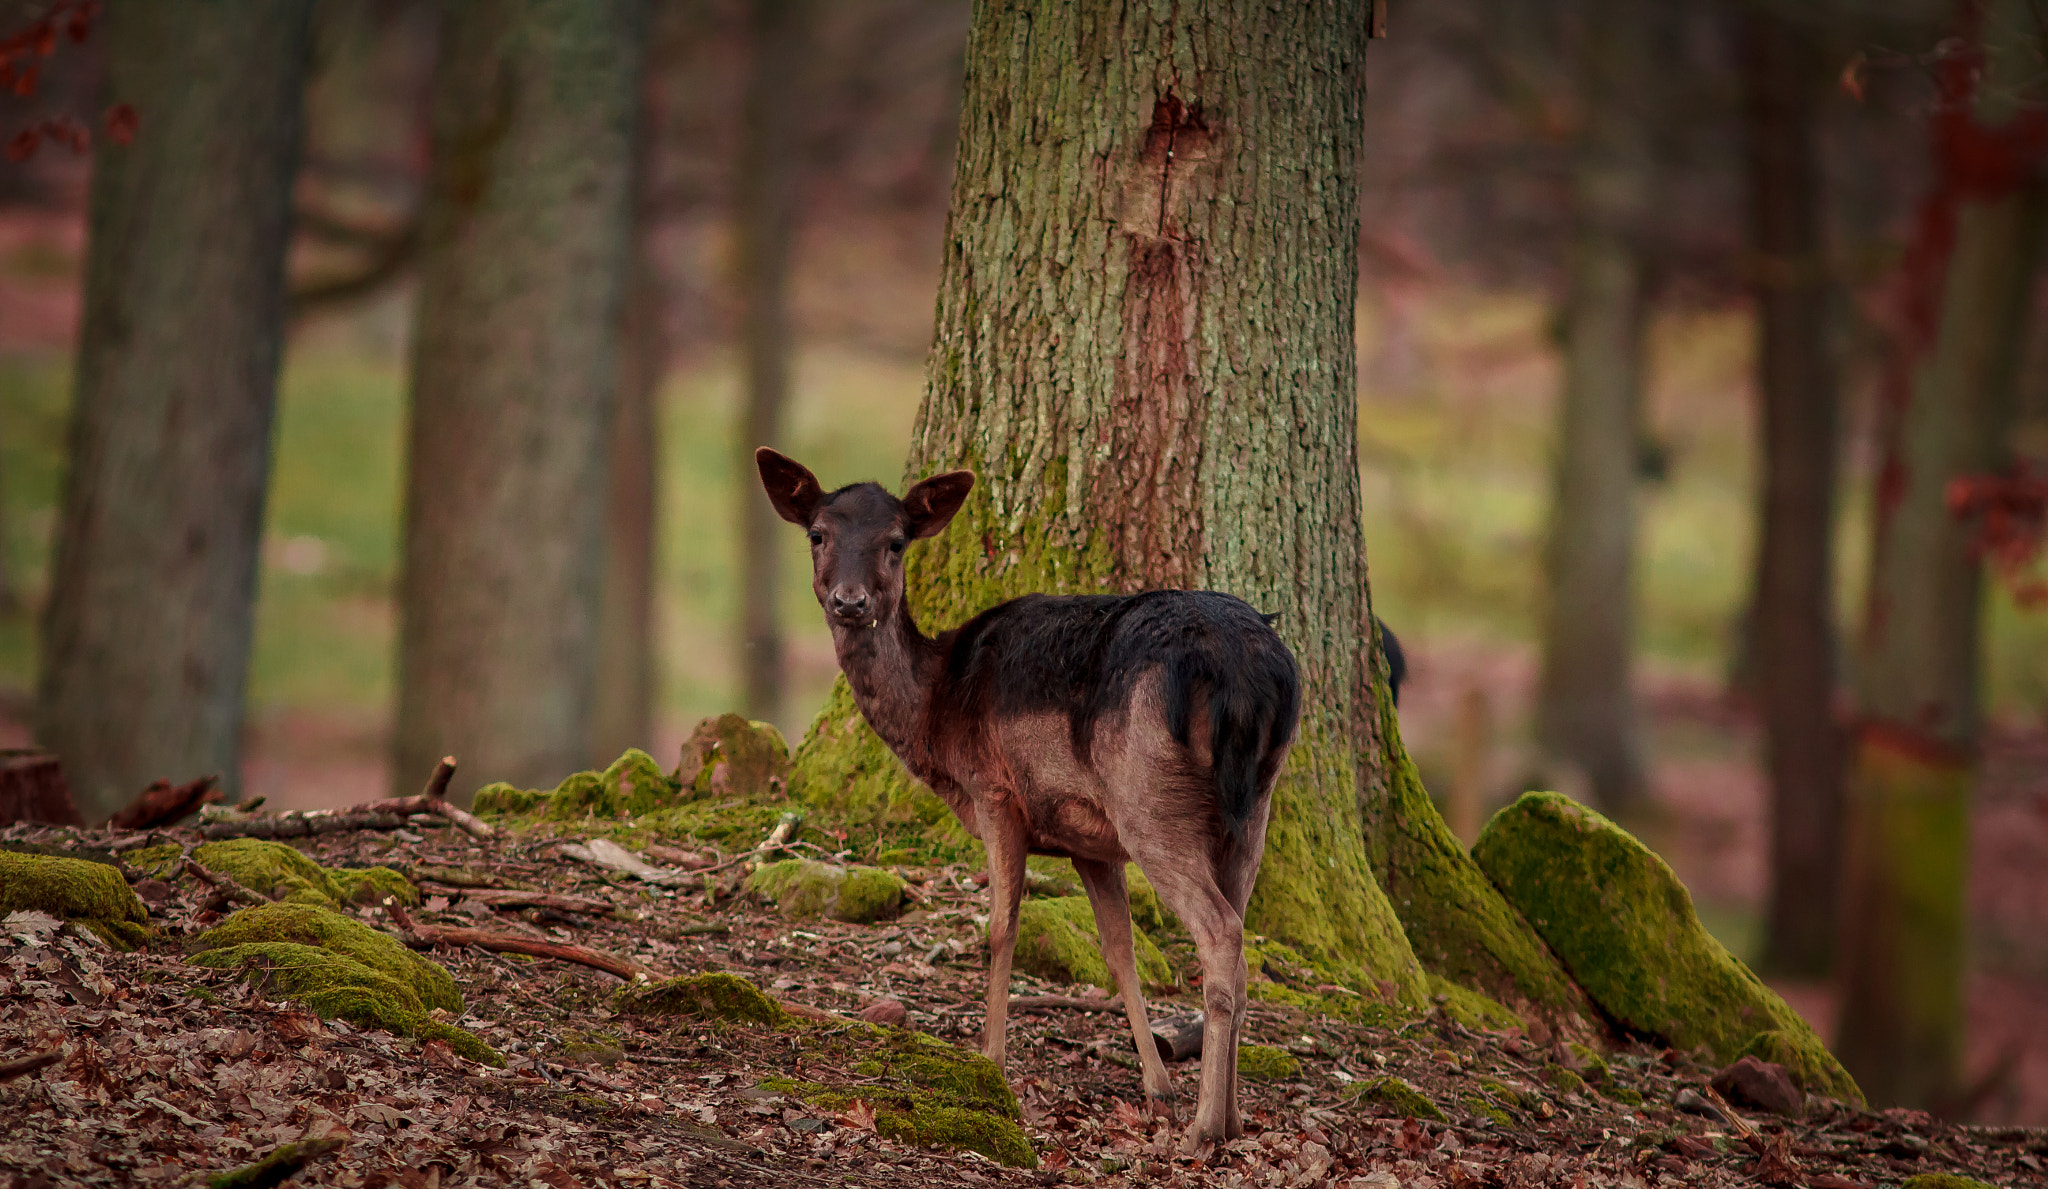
[1164,629,1301,842]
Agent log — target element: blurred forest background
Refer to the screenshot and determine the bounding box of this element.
[1,0,2046,1123]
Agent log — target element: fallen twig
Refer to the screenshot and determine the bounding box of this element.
[0,1045,63,1081]
[416,884,619,918]
[349,757,496,840]
[198,810,411,840]
[384,902,645,981]
[1008,994,1127,1014]
[182,857,268,911]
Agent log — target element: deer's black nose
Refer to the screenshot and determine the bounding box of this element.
[830,588,871,619]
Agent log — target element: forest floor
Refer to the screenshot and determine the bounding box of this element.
[4,811,2047,1189]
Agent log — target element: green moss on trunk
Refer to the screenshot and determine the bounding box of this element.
[1363,694,1599,1038]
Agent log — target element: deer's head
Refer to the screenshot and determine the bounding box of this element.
[756,448,974,632]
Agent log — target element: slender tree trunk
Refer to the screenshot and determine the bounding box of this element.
[394,0,646,803]
[1744,5,1846,979]
[735,0,810,728]
[790,0,1427,999]
[591,75,670,768]
[37,1,312,821]
[1534,0,1654,818]
[1836,0,2046,1109]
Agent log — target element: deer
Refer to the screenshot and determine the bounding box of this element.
[755,447,1301,1152]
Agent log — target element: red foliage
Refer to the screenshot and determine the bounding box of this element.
[1949,461,2048,607]
[1,1,105,160]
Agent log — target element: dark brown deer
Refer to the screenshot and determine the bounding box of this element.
[756,448,1300,1151]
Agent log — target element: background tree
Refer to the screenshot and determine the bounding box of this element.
[1836,0,2046,1109]
[37,0,313,819]
[394,0,646,802]
[1743,2,1846,979]
[1533,0,1659,818]
[734,0,811,727]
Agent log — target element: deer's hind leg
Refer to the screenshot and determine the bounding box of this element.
[1213,795,1273,1139]
[1072,857,1176,1111]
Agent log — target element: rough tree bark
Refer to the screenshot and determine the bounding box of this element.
[1534,0,1655,818]
[394,0,646,803]
[1836,0,2046,1110]
[734,0,811,727]
[591,64,671,768]
[789,0,1426,999]
[37,1,313,820]
[1744,5,1845,979]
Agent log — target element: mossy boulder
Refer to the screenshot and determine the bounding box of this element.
[1011,896,1171,991]
[746,859,905,924]
[1237,1044,1300,1082]
[330,865,418,907]
[190,902,461,1013]
[190,942,497,1066]
[1346,1075,1446,1122]
[123,843,185,881]
[1474,792,1863,1104]
[472,782,548,815]
[1543,1063,1587,1095]
[193,839,345,905]
[615,972,794,1027]
[676,713,792,800]
[1737,1029,1862,1104]
[541,750,683,822]
[767,1028,1033,1167]
[0,850,153,949]
[1900,1176,1999,1189]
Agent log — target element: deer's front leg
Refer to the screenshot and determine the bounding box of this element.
[978,802,1029,1070]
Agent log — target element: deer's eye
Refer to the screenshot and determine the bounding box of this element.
[807,529,823,546]
[888,538,907,555]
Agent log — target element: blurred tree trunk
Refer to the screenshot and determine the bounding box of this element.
[1534,0,1655,818]
[789,0,1434,1000]
[37,1,313,821]
[1836,0,2046,1110]
[395,0,646,804]
[1744,5,1845,979]
[590,67,671,768]
[734,0,810,728]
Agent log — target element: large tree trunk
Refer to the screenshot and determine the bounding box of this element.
[1744,6,1846,979]
[1836,0,2045,1110]
[790,0,1425,999]
[394,0,646,803]
[37,1,313,821]
[1534,0,1654,819]
[734,0,811,727]
[590,71,671,768]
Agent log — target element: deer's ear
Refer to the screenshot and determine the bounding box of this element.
[903,469,975,539]
[756,448,825,526]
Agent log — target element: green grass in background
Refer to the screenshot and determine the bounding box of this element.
[0,288,2041,747]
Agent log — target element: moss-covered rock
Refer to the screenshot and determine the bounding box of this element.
[1237,1044,1300,1081]
[123,844,185,881]
[190,941,497,1065]
[472,781,548,815]
[1010,896,1171,991]
[1474,792,1863,1104]
[542,751,683,822]
[614,972,794,1027]
[1542,1063,1587,1095]
[1459,1092,1516,1127]
[329,865,418,907]
[193,839,345,905]
[676,714,792,799]
[1346,1075,1447,1122]
[0,851,153,949]
[765,1028,1033,1167]
[190,902,460,1014]
[1428,974,1524,1032]
[1900,1176,1999,1189]
[746,859,905,924]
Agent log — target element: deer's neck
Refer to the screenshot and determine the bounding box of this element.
[832,597,945,782]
